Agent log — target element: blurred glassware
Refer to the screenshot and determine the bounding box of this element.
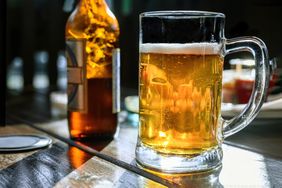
[6,57,24,93]
[33,51,49,91]
[49,51,68,119]
[56,51,67,92]
[270,57,278,77]
[124,95,139,127]
[50,91,67,119]
[63,0,75,13]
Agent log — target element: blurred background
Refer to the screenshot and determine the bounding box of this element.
[4,0,282,120]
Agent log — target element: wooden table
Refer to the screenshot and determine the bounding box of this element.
[2,92,282,187]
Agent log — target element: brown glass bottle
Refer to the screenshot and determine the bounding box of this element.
[65,0,119,140]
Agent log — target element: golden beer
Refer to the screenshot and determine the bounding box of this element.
[139,43,224,155]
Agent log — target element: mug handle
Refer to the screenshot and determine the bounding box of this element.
[223,37,270,138]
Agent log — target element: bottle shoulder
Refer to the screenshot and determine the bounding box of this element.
[66,6,119,39]
[65,3,119,79]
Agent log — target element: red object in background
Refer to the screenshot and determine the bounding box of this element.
[235,75,278,104]
[235,79,254,104]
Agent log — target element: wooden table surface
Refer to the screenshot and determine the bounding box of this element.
[2,92,282,187]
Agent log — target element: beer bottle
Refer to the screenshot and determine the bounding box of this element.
[65,0,120,140]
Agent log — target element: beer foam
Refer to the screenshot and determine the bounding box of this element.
[140,43,222,55]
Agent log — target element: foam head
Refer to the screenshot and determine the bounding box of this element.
[140,43,222,55]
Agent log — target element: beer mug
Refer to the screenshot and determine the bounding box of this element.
[135,11,270,173]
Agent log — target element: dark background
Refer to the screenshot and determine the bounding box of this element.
[4,0,282,93]
[1,0,6,125]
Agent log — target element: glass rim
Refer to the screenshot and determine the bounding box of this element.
[140,10,225,18]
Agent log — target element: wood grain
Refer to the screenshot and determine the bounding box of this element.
[2,119,282,187]
[52,121,282,187]
[0,124,54,170]
[0,143,75,188]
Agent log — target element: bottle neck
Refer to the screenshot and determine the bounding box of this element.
[80,0,108,11]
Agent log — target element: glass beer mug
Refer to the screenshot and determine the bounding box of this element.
[135,11,270,173]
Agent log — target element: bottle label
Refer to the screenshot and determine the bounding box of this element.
[112,48,121,113]
[66,39,88,113]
